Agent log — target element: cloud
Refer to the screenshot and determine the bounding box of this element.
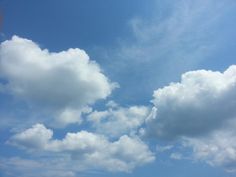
[146,65,236,139]
[156,145,173,153]
[9,123,155,172]
[170,152,183,160]
[9,124,53,150]
[1,1,236,174]
[143,64,236,171]
[87,103,150,138]
[184,128,236,172]
[0,36,116,126]
[0,157,77,177]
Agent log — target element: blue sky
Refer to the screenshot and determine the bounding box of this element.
[1,0,236,177]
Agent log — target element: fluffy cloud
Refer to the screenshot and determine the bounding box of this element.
[9,124,155,172]
[0,36,116,126]
[184,128,236,172]
[9,124,53,150]
[146,65,236,139]
[144,65,236,171]
[87,103,150,138]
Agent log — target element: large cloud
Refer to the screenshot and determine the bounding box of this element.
[9,124,155,172]
[144,65,236,171]
[0,36,116,126]
[146,65,236,139]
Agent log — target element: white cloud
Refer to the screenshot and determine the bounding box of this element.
[105,100,119,108]
[87,104,150,138]
[184,128,236,172]
[170,152,183,160]
[9,124,155,172]
[9,124,53,150]
[143,65,236,171]
[146,65,236,139]
[55,107,92,127]
[0,36,116,126]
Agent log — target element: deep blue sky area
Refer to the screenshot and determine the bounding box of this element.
[1,1,236,177]
[0,0,151,50]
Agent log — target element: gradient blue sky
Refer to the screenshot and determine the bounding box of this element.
[1,0,236,177]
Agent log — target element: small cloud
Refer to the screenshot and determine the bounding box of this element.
[156,145,173,153]
[106,100,119,108]
[170,153,183,160]
[87,105,150,138]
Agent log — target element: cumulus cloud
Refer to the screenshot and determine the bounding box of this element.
[146,65,236,139]
[87,103,150,138]
[0,36,116,126]
[9,124,155,172]
[184,128,236,172]
[144,65,236,171]
[9,124,53,150]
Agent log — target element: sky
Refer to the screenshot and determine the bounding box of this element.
[0,0,236,177]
